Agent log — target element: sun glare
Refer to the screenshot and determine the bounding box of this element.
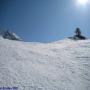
[78,0,89,5]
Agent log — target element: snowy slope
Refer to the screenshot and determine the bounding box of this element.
[0,38,90,90]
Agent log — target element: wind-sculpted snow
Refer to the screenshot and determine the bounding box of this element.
[0,38,90,90]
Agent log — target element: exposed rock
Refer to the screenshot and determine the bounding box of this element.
[0,30,21,41]
[68,28,86,40]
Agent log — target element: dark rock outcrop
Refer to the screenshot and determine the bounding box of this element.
[0,30,21,41]
[68,28,86,40]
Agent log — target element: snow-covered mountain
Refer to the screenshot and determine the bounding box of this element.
[0,30,21,41]
[0,38,90,90]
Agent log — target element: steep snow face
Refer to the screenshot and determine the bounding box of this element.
[0,30,21,41]
[0,38,90,90]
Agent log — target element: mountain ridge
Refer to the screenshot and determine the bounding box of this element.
[0,30,21,41]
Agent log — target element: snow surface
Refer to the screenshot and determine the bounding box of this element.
[0,38,90,90]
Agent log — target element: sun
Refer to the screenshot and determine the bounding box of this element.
[78,0,89,5]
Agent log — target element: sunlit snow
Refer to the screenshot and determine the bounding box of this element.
[0,37,90,90]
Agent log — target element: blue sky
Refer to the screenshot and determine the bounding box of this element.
[0,0,90,42]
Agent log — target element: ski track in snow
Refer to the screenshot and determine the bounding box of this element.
[0,38,90,90]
